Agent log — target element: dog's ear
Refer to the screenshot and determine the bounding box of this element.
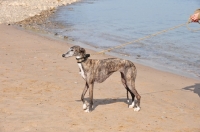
[80,48,85,54]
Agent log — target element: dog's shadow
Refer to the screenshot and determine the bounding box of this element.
[76,98,129,110]
[183,83,200,97]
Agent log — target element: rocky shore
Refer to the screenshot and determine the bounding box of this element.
[0,0,79,24]
[15,9,61,33]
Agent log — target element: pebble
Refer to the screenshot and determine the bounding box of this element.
[0,0,79,24]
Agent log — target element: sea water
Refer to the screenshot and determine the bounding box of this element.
[47,0,200,79]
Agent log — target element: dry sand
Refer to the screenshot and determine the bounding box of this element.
[0,24,200,132]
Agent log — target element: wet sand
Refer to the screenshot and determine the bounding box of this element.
[0,24,200,132]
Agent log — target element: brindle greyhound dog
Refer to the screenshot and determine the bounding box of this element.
[62,45,141,112]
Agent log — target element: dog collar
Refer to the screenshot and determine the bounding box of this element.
[76,54,90,63]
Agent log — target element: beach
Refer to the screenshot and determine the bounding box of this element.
[0,0,200,132]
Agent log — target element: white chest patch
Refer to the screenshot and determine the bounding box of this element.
[78,63,86,79]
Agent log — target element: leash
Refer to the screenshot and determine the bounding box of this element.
[93,21,199,55]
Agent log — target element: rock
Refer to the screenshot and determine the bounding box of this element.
[64,36,68,39]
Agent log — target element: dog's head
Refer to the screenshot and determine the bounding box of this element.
[62,45,86,58]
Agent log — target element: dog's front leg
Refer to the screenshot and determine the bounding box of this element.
[84,83,94,113]
[81,82,89,110]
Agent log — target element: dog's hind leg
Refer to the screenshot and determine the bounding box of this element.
[121,79,136,109]
[126,90,129,103]
[121,72,131,103]
[127,81,141,111]
[124,67,141,111]
[81,82,89,110]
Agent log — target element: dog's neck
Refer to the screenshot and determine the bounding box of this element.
[76,54,90,79]
[76,54,90,63]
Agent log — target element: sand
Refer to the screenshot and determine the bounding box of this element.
[0,24,200,132]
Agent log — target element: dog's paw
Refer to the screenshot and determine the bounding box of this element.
[84,108,90,113]
[128,101,135,108]
[128,105,134,108]
[83,104,87,110]
[134,107,140,112]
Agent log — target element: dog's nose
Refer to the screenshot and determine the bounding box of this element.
[62,54,65,57]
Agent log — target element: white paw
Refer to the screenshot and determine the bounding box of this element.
[134,107,140,112]
[84,108,90,113]
[128,101,135,108]
[83,104,87,110]
[129,105,134,108]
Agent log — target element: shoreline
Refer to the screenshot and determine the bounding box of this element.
[15,24,200,81]
[1,24,200,131]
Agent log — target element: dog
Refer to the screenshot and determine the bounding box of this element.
[62,45,141,112]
